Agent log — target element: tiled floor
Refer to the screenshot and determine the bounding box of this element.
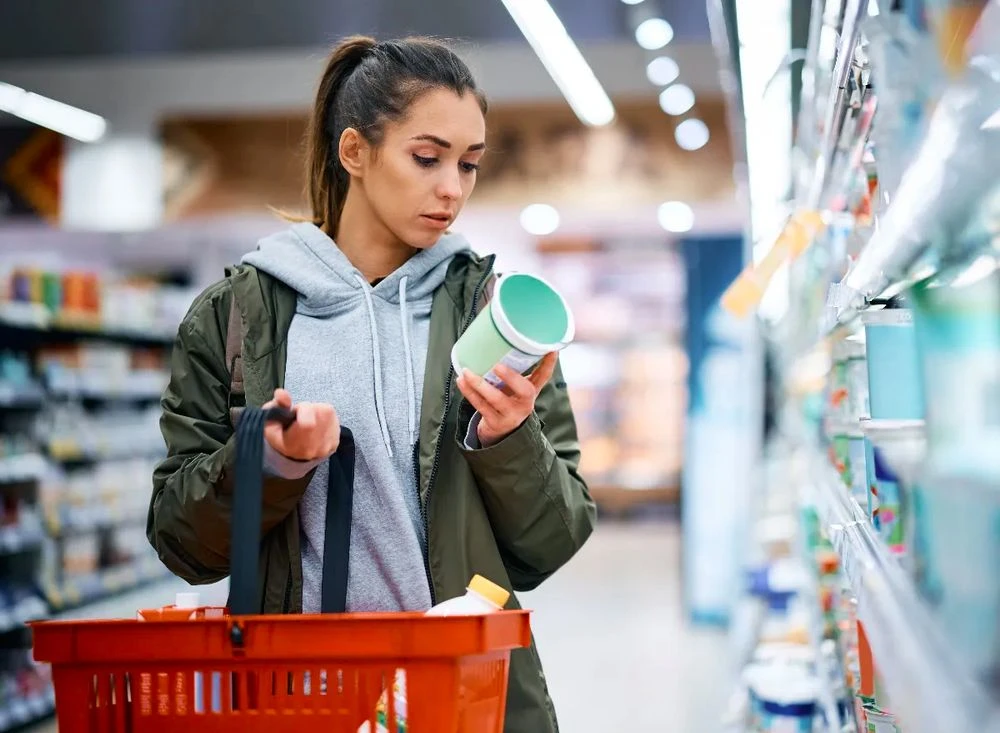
[30,517,730,732]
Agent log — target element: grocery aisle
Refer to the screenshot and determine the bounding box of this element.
[28,516,729,733]
[522,516,729,733]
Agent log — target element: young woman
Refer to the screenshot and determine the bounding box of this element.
[148,35,596,732]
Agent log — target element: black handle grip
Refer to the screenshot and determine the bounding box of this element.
[229,405,354,616]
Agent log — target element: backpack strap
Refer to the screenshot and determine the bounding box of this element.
[226,288,246,428]
[476,272,498,316]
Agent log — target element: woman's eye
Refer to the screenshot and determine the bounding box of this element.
[460,162,481,173]
[413,154,437,168]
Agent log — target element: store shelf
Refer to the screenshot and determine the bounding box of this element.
[44,504,146,538]
[0,688,55,733]
[0,598,48,636]
[0,523,45,557]
[0,457,45,487]
[0,303,174,348]
[44,560,172,614]
[812,453,1000,733]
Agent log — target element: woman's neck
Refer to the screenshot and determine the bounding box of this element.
[332,188,417,283]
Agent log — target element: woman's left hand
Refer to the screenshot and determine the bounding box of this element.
[457,352,558,448]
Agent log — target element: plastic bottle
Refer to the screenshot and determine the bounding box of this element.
[359,575,510,733]
[424,574,510,616]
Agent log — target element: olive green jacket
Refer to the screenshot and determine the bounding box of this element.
[147,251,596,732]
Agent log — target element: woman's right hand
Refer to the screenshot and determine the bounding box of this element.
[263,388,340,461]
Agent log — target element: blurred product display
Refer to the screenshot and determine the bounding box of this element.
[0,262,178,727]
[719,1,1000,732]
[543,243,687,507]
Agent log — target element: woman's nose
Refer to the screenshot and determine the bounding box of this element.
[436,171,462,201]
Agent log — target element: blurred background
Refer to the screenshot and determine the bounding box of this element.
[4,0,999,732]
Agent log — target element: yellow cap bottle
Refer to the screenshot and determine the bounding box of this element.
[467,575,510,609]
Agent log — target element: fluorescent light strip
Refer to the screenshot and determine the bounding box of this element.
[0,82,107,142]
[499,0,616,126]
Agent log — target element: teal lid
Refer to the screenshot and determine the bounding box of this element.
[493,274,573,350]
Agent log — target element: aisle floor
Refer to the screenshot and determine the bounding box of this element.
[30,517,730,732]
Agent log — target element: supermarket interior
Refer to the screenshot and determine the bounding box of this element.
[1,0,1000,731]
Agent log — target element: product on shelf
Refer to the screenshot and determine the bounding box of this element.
[0,354,44,407]
[1,263,195,339]
[744,662,820,733]
[862,308,924,422]
[39,404,163,463]
[35,344,169,400]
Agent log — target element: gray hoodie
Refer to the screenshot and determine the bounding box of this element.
[242,222,471,613]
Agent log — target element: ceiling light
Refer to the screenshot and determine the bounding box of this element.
[0,82,107,143]
[520,204,560,235]
[500,0,616,126]
[635,18,675,50]
[621,0,646,4]
[646,56,680,86]
[675,118,710,150]
[658,84,695,115]
[658,201,695,233]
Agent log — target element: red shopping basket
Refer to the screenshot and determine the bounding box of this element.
[31,406,531,731]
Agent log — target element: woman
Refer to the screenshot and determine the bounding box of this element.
[148,35,596,732]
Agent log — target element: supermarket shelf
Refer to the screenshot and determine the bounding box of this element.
[0,523,45,557]
[44,504,146,538]
[0,304,174,348]
[44,560,172,615]
[0,688,55,733]
[0,456,45,487]
[0,598,48,636]
[812,454,1000,733]
[0,390,45,412]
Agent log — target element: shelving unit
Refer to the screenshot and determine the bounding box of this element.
[717,0,1000,731]
[0,265,184,729]
[812,453,999,733]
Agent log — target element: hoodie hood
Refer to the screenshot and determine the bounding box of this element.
[242,221,471,461]
[242,222,471,316]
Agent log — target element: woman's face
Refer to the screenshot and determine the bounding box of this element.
[358,88,486,249]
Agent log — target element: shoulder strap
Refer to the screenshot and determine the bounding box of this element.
[226,287,246,427]
[476,272,499,316]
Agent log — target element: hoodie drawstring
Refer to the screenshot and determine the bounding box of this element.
[353,274,419,458]
[399,276,417,448]
[354,274,394,458]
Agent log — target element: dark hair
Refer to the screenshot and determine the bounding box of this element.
[303,35,488,235]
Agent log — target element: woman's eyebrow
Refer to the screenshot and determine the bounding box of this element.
[411,134,487,152]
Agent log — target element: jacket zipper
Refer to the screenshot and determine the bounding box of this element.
[419,257,494,606]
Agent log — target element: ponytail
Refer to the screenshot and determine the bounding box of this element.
[304,35,376,234]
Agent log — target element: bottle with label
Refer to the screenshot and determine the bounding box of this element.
[359,575,510,733]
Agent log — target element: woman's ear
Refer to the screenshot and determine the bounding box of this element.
[339,128,367,177]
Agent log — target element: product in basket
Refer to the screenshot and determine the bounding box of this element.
[359,575,510,733]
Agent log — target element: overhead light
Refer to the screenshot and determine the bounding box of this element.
[646,56,680,86]
[658,83,695,115]
[635,18,674,50]
[520,204,560,235]
[621,0,646,4]
[500,0,616,126]
[658,201,695,233]
[675,118,710,150]
[0,82,107,143]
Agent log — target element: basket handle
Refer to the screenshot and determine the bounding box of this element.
[231,405,355,616]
